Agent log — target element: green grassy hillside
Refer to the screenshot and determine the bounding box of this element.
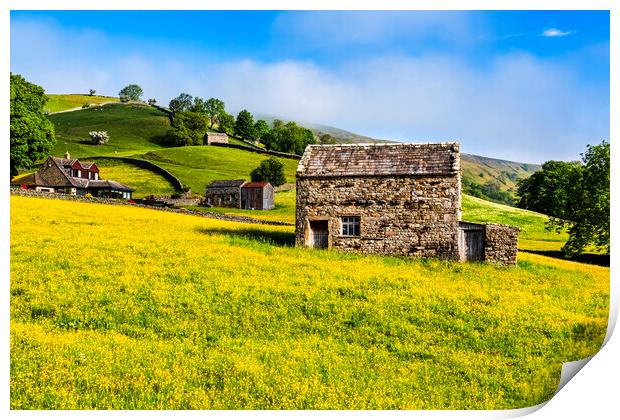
[10,195,609,409]
[46,102,540,205]
[46,94,120,113]
[96,159,176,198]
[139,147,298,194]
[49,103,170,157]
[461,154,540,205]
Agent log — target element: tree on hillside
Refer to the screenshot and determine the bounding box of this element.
[234,109,255,140]
[517,140,610,256]
[89,89,96,96]
[218,111,235,135]
[147,98,157,105]
[262,119,315,155]
[165,111,209,146]
[319,133,337,145]
[517,160,582,217]
[89,131,109,145]
[253,120,270,143]
[191,97,206,114]
[250,157,286,187]
[205,98,225,128]
[119,84,143,102]
[10,73,56,177]
[547,141,610,256]
[168,93,193,114]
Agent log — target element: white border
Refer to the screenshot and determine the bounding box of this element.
[2,1,617,419]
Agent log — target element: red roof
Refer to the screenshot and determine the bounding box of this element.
[242,181,270,188]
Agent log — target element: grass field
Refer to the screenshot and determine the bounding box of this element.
[140,147,299,195]
[10,195,609,409]
[46,94,120,113]
[96,159,177,198]
[49,103,170,157]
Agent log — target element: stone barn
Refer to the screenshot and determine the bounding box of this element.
[204,132,229,145]
[241,181,275,210]
[295,143,519,265]
[205,180,246,208]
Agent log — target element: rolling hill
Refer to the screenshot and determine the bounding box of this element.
[43,99,539,205]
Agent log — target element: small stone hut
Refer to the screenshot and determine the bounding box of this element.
[205,180,246,208]
[295,143,519,265]
[241,181,275,210]
[204,132,229,145]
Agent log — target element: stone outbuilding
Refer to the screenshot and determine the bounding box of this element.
[205,180,275,210]
[241,181,275,210]
[204,132,229,145]
[205,180,246,208]
[295,143,519,265]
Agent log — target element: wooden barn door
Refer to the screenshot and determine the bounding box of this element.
[309,220,329,249]
[458,223,485,262]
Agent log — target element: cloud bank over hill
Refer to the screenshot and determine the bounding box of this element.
[10,12,609,163]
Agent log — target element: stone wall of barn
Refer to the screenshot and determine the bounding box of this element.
[295,174,462,259]
[484,223,520,266]
[205,186,241,208]
[205,133,229,145]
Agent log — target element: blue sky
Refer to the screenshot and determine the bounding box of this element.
[10,10,610,163]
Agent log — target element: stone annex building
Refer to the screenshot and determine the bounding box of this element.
[205,180,275,210]
[295,142,519,265]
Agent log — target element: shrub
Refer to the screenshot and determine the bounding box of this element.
[89,131,109,145]
[82,103,90,109]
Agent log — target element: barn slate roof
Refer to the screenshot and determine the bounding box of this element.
[207,180,247,188]
[296,142,460,178]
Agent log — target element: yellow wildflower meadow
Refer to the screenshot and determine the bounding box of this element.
[10,195,609,409]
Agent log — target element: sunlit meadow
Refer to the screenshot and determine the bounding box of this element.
[10,196,609,409]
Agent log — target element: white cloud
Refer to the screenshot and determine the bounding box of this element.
[542,28,575,37]
[10,18,608,163]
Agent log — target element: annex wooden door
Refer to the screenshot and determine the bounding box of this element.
[309,220,329,249]
[458,223,485,262]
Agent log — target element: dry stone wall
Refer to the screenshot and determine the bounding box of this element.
[484,223,520,265]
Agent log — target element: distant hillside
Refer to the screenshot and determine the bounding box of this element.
[460,153,541,205]
[46,94,120,113]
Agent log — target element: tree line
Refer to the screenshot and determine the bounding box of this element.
[163,92,317,155]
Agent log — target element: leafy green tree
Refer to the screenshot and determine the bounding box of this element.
[118,84,143,102]
[10,73,56,177]
[319,133,337,144]
[250,157,286,187]
[234,109,255,140]
[163,110,208,146]
[263,119,315,155]
[547,141,610,256]
[205,98,225,128]
[89,89,96,96]
[517,140,610,256]
[253,120,270,142]
[147,98,157,105]
[517,160,582,216]
[169,93,193,114]
[191,97,206,114]
[218,112,235,135]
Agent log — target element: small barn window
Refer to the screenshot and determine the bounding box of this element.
[341,216,360,237]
